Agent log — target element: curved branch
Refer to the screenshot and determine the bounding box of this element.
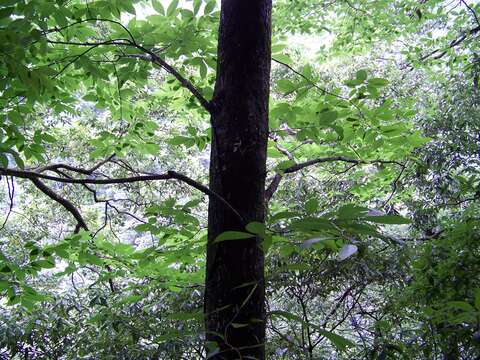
[283,156,361,174]
[418,25,480,62]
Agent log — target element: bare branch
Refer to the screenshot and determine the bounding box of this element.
[265,174,282,202]
[283,156,362,174]
[461,0,480,27]
[0,177,14,231]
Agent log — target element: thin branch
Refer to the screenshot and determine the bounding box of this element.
[124,51,213,113]
[35,155,115,175]
[272,58,347,100]
[283,156,362,174]
[382,161,407,207]
[417,25,480,62]
[461,0,480,26]
[0,177,14,231]
[43,18,137,44]
[47,37,212,113]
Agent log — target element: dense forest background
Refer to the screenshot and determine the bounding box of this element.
[0,0,479,359]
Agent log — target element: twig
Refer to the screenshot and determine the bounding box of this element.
[0,177,14,231]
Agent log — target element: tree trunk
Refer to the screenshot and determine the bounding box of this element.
[205,0,272,359]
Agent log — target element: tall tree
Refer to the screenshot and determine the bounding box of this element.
[205,0,271,358]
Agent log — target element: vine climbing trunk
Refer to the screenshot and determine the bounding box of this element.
[205,0,272,358]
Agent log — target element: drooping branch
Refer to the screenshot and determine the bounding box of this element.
[28,177,116,292]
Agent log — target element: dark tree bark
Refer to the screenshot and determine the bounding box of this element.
[205,0,272,359]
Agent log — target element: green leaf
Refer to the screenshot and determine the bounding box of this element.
[137,143,159,155]
[368,78,389,87]
[31,259,55,269]
[0,280,10,290]
[0,153,8,167]
[204,0,216,14]
[166,0,179,16]
[231,323,249,328]
[269,310,354,350]
[272,54,292,65]
[355,69,367,82]
[275,160,296,172]
[337,204,369,219]
[214,231,255,243]
[318,110,338,124]
[245,222,266,235]
[152,0,165,15]
[344,79,362,87]
[447,301,475,312]
[305,198,318,213]
[118,294,143,305]
[475,288,480,310]
[193,0,201,15]
[121,1,136,15]
[365,215,411,224]
[316,329,355,350]
[277,79,296,93]
[290,217,335,232]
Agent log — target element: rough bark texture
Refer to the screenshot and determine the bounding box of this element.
[205,0,272,358]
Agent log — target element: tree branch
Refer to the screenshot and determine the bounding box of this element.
[34,154,115,175]
[265,156,404,201]
[29,177,88,233]
[47,37,212,113]
[418,25,480,62]
[124,51,213,113]
[283,156,362,174]
[0,167,243,224]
